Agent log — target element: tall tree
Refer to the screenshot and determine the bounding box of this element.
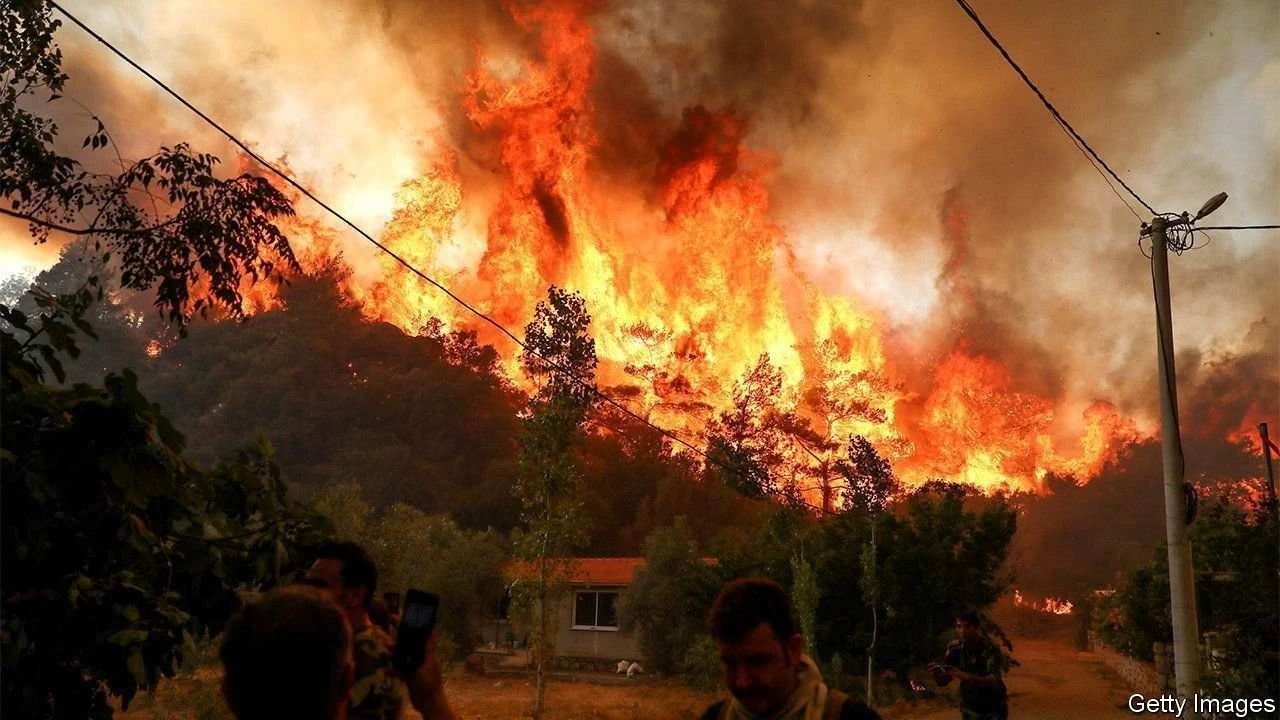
[837,436,899,707]
[703,354,796,499]
[512,285,596,718]
[798,346,896,515]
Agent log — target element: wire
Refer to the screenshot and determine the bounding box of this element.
[951,0,1158,217]
[1051,115,1143,222]
[1193,225,1280,231]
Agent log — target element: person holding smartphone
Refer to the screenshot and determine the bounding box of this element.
[384,592,403,630]
[303,541,405,720]
[220,585,457,720]
[930,611,1009,720]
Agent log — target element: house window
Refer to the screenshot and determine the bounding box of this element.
[572,590,619,630]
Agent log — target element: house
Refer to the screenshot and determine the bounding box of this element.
[494,557,647,662]
[554,557,644,660]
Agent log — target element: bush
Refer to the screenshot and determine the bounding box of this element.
[680,635,722,692]
[619,518,721,674]
[310,486,508,661]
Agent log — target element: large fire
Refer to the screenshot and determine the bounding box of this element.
[242,0,1155,495]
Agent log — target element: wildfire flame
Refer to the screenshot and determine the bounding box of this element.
[229,0,1157,496]
[1013,589,1074,616]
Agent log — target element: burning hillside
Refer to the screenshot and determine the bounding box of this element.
[25,0,1276,499]
[229,0,1167,495]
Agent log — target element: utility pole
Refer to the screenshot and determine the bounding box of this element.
[1260,423,1277,510]
[1145,213,1202,708]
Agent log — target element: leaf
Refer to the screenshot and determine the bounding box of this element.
[38,345,65,383]
[109,629,149,646]
[73,318,98,340]
[127,650,147,686]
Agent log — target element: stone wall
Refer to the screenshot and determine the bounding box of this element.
[1088,632,1170,696]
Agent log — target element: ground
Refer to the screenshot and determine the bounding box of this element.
[904,637,1136,720]
[119,635,1136,719]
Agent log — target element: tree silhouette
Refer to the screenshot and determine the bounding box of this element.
[1,5,320,717]
[512,285,596,718]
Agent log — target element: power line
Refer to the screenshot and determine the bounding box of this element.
[47,1,836,500]
[1194,225,1280,231]
[951,0,1158,217]
[1051,114,1143,222]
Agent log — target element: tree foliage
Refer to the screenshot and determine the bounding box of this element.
[2,1,296,328]
[732,482,1020,680]
[704,355,806,500]
[1,288,324,718]
[790,550,820,657]
[838,435,899,514]
[870,483,1017,675]
[1091,496,1277,699]
[512,285,597,717]
[310,484,508,660]
[1,7,323,715]
[618,518,720,674]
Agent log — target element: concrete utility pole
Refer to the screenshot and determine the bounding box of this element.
[1142,194,1227,710]
[1146,216,1201,704]
[1260,423,1277,510]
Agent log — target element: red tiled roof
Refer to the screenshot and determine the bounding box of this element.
[565,557,645,585]
[507,557,717,586]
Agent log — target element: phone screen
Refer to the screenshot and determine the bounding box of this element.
[404,602,435,628]
[393,590,439,673]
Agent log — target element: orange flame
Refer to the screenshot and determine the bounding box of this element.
[216,0,1155,497]
[1013,589,1074,615]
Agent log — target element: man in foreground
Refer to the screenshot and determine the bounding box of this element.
[220,585,456,720]
[931,611,1009,720]
[700,578,881,720]
[304,541,403,720]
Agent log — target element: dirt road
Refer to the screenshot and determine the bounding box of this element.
[900,636,1136,720]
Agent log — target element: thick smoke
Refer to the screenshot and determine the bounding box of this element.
[1014,333,1278,597]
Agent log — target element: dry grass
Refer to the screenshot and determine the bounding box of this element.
[448,675,716,719]
[117,667,945,720]
[114,668,232,720]
[116,668,717,720]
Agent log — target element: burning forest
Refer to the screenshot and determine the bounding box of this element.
[72,0,1270,502]
[2,0,1278,717]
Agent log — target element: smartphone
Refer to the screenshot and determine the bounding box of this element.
[393,589,439,673]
